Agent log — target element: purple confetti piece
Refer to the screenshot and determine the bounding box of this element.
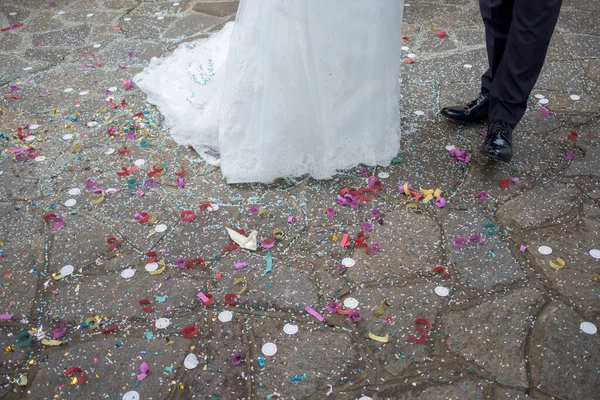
[540,107,550,116]
[326,208,336,217]
[9,86,19,92]
[476,191,488,200]
[40,92,52,97]
[566,152,575,161]
[287,216,295,224]
[176,257,186,269]
[453,237,468,249]
[368,242,381,255]
[361,221,373,232]
[249,206,258,215]
[305,306,325,322]
[519,245,527,253]
[53,325,66,339]
[0,314,13,320]
[434,197,446,208]
[326,302,339,312]
[235,262,247,270]
[231,353,243,366]
[360,168,370,177]
[347,311,362,323]
[371,208,381,219]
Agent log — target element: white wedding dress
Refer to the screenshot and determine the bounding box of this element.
[134,0,404,184]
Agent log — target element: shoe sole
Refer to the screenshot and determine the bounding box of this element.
[480,148,512,163]
[440,114,488,125]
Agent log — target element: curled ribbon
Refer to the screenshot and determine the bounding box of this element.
[91,191,105,205]
[84,316,100,330]
[233,277,247,295]
[175,166,185,177]
[107,237,119,251]
[148,260,166,275]
[180,210,195,221]
[186,258,206,270]
[224,293,238,306]
[181,324,198,338]
[43,213,64,231]
[368,332,389,343]
[41,339,67,346]
[138,299,153,312]
[64,367,86,385]
[146,252,158,263]
[101,322,118,334]
[432,265,447,279]
[197,292,214,306]
[549,257,566,270]
[408,318,432,344]
[17,332,32,347]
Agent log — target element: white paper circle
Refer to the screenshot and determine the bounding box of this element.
[341,258,355,267]
[87,13,94,17]
[173,2,181,6]
[64,199,77,207]
[580,322,597,335]
[63,88,73,93]
[538,246,553,255]
[23,67,33,71]
[464,64,473,69]
[359,397,373,400]
[87,121,98,127]
[378,172,390,179]
[108,86,117,92]
[414,110,425,116]
[283,324,298,335]
[589,249,600,259]
[24,136,36,142]
[218,310,233,322]
[124,17,131,21]
[62,134,74,140]
[121,268,135,279]
[34,156,46,162]
[68,188,81,196]
[155,318,170,329]
[570,94,581,101]
[157,16,164,20]
[29,124,40,130]
[57,11,65,15]
[134,159,146,166]
[539,98,549,105]
[60,265,74,276]
[407,53,416,58]
[122,391,140,400]
[445,145,456,151]
[184,353,199,370]
[343,298,359,309]
[535,94,545,99]
[401,46,409,51]
[104,148,115,155]
[435,286,450,297]
[9,12,16,16]
[261,343,277,356]
[79,90,89,96]
[106,188,118,194]
[155,224,167,233]
[145,262,159,272]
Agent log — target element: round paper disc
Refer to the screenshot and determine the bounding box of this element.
[570,94,581,101]
[435,286,450,297]
[34,156,46,162]
[538,246,553,255]
[24,136,36,142]
[155,318,170,329]
[155,224,167,233]
[64,199,77,207]
[79,91,89,96]
[283,324,299,335]
[589,249,600,259]
[343,298,359,309]
[184,353,199,370]
[62,134,74,140]
[378,172,390,179]
[108,86,117,92]
[580,322,597,335]
[218,311,233,322]
[414,110,425,116]
[87,121,98,127]
[534,94,545,99]
[145,262,159,272]
[63,88,73,93]
[29,124,40,130]
[60,265,74,276]
[134,159,146,166]
[121,268,135,279]
[69,188,81,196]
[341,258,355,267]
[539,98,549,105]
[262,343,278,356]
[122,391,140,400]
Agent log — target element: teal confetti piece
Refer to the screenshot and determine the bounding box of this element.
[265,252,272,274]
[155,296,167,303]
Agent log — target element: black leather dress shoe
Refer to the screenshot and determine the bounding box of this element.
[480,120,513,162]
[440,92,489,124]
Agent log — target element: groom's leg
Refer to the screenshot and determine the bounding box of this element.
[488,0,563,127]
[480,0,515,94]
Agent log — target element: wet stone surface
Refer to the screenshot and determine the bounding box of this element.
[0,0,599,399]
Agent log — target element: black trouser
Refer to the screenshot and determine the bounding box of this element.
[480,0,562,128]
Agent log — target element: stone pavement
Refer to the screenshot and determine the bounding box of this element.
[0,0,599,399]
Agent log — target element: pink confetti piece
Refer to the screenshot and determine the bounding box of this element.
[305,306,325,322]
[231,353,243,366]
[123,79,133,90]
[437,30,447,38]
[361,221,373,232]
[469,235,484,244]
[512,177,520,184]
[196,292,210,303]
[287,216,295,223]
[449,148,471,164]
[434,197,446,208]
[326,302,339,312]
[140,362,149,373]
[249,206,258,215]
[540,107,550,116]
[326,208,336,217]
[177,178,185,187]
[519,245,527,253]
[128,50,135,57]
[476,191,488,200]
[0,314,13,320]
[566,152,575,161]
[40,92,52,97]
[371,208,381,219]
[453,237,468,249]
[52,218,64,231]
[235,262,247,270]
[176,258,186,268]
[368,242,381,255]
[360,168,370,177]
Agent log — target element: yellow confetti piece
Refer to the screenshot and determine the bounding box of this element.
[433,188,442,198]
[71,144,82,153]
[86,316,100,330]
[420,187,434,196]
[148,260,166,275]
[332,234,338,242]
[422,195,434,204]
[17,375,27,386]
[257,209,270,217]
[368,332,389,343]
[595,273,600,280]
[52,272,68,280]
[71,377,78,385]
[403,183,411,195]
[549,257,566,270]
[41,339,67,346]
[234,277,248,295]
[273,228,283,240]
[91,191,105,205]
[372,300,388,317]
[405,202,418,211]
[147,212,158,224]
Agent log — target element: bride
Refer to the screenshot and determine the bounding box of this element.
[134,1,404,184]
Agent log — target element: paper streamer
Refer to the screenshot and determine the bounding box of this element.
[368,332,389,343]
[234,277,247,295]
[265,252,273,274]
[305,306,325,322]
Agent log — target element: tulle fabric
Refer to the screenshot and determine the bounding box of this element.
[134,0,404,184]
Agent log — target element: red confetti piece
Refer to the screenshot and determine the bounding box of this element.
[567,131,578,141]
[499,178,511,189]
[138,299,153,312]
[408,318,432,343]
[437,30,447,38]
[107,237,118,251]
[145,252,158,263]
[116,165,137,176]
[185,258,206,270]
[175,166,185,177]
[224,293,238,306]
[181,325,198,338]
[180,210,195,221]
[109,98,118,108]
[101,322,118,334]
[64,367,85,385]
[432,265,447,279]
[117,147,128,155]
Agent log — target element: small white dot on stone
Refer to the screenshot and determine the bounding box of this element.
[63,88,73,93]
[401,46,410,51]
[539,98,549,105]
[86,13,94,18]
[124,17,131,21]
[534,94,545,99]
[570,94,581,101]
[463,64,473,69]
[407,53,416,58]
[157,16,164,20]
[414,110,425,116]
[23,67,33,71]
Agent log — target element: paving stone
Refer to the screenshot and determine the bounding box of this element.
[249,316,363,399]
[26,337,189,400]
[119,15,176,39]
[31,24,91,47]
[557,9,600,35]
[529,302,600,399]
[0,54,48,85]
[192,1,239,17]
[564,34,600,59]
[524,217,600,319]
[444,288,544,387]
[441,202,525,292]
[391,378,494,400]
[162,12,220,38]
[497,182,582,230]
[535,61,587,92]
[0,32,22,52]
